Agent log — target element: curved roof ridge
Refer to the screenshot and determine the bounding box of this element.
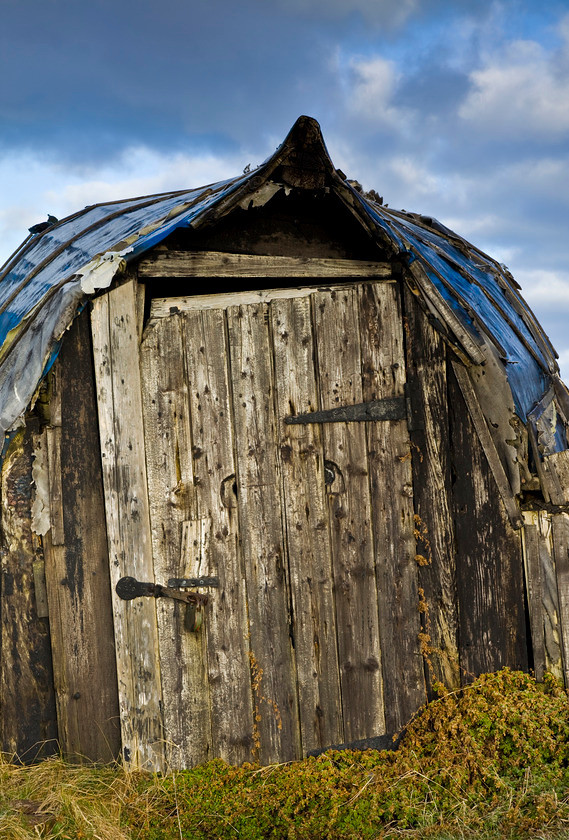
[0,115,565,455]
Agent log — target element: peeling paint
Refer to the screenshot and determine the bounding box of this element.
[238,181,281,210]
[79,252,128,294]
[31,433,50,536]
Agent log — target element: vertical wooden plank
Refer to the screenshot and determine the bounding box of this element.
[41,313,120,763]
[91,281,164,771]
[0,424,58,760]
[552,512,569,688]
[313,287,385,743]
[360,282,425,731]
[45,428,64,546]
[404,290,460,691]
[140,314,212,770]
[183,308,255,765]
[522,515,546,681]
[227,302,300,764]
[271,297,343,754]
[449,365,528,679]
[536,511,563,681]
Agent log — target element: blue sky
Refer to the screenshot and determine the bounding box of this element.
[1,0,568,377]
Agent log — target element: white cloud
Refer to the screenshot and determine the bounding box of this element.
[0,146,252,265]
[344,56,414,130]
[515,269,569,308]
[459,22,569,138]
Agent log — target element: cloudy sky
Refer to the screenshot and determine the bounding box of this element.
[1,0,568,376]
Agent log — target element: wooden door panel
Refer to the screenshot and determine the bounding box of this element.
[112,277,422,768]
[182,308,255,765]
[313,287,386,742]
[359,282,424,730]
[227,303,301,763]
[141,313,212,771]
[271,296,343,753]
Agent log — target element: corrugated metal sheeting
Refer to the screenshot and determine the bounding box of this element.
[0,116,566,452]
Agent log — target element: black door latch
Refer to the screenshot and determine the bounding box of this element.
[115,575,219,632]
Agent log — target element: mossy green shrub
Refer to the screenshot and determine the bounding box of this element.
[2,669,569,839]
[123,669,569,840]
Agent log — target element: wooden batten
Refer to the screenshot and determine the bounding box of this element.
[181,310,256,764]
[449,364,528,678]
[451,360,522,530]
[551,513,569,687]
[91,280,164,771]
[138,250,392,279]
[227,302,302,762]
[313,286,386,741]
[521,515,546,681]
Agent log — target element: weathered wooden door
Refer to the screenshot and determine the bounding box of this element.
[92,277,424,771]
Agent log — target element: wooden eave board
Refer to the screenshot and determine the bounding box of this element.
[138,249,392,279]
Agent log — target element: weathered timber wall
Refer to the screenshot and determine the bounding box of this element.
[42,310,120,763]
[0,424,58,760]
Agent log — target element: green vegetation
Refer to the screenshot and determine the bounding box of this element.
[2,669,569,839]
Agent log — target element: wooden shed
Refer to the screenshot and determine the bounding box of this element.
[2,116,569,771]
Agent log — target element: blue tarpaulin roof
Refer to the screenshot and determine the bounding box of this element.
[0,115,565,453]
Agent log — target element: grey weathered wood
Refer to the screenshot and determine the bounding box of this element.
[521,517,546,680]
[271,296,343,753]
[227,302,301,763]
[449,366,528,679]
[32,559,49,618]
[552,512,569,688]
[53,310,119,762]
[313,287,385,742]
[404,291,460,691]
[1,424,58,760]
[150,280,396,318]
[533,510,563,681]
[91,280,164,771]
[359,282,425,729]
[182,308,255,764]
[451,360,522,530]
[45,427,64,546]
[542,450,569,505]
[140,312,212,770]
[139,250,392,279]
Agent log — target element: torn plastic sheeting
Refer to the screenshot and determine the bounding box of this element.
[0,178,244,344]
[79,252,128,294]
[354,195,407,252]
[0,188,213,321]
[394,215,552,366]
[418,259,549,419]
[0,279,84,440]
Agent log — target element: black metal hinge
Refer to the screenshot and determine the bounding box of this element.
[284,383,424,431]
